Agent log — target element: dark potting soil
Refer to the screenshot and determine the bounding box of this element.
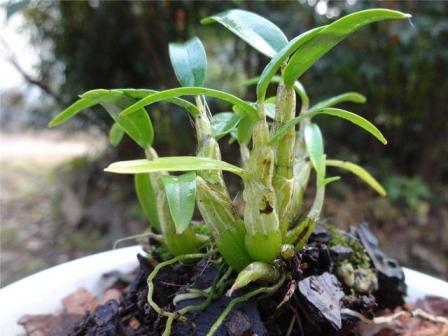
[20,223,447,336]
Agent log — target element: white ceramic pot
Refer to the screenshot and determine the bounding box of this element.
[1,246,447,335]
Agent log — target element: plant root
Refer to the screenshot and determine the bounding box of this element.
[113,230,164,249]
[147,251,214,335]
[206,274,286,336]
[173,266,232,307]
[173,292,206,306]
[288,303,305,336]
[276,278,296,310]
[341,308,448,325]
[285,315,296,336]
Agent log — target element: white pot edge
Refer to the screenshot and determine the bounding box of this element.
[0,245,447,335]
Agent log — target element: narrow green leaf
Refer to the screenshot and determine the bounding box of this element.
[169,37,207,87]
[322,176,341,185]
[134,174,160,231]
[314,108,387,144]
[326,159,386,196]
[269,108,387,145]
[211,112,242,139]
[309,92,366,112]
[120,87,258,121]
[49,90,154,149]
[118,89,200,116]
[304,123,325,181]
[201,9,288,58]
[284,9,411,86]
[109,122,125,147]
[257,26,325,100]
[48,98,98,127]
[161,172,196,234]
[105,156,246,178]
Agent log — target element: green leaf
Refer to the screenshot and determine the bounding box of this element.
[237,116,255,145]
[169,37,207,87]
[105,156,247,178]
[257,26,325,100]
[161,172,196,234]
[118,88,200,116]
[134,174,160,231]
[313,108,387,144]
[269,108,387,145]
[49,90,154,149]
[120,87,258,121]
[201,9,288,58]
[93,91,154,148]
[109,122,125,147]
[304,123,325,181]
[284,9,411,86]
[309,92,366,112]
[326,159,386,196]
[211,112,242,139]
[48,98,98,127]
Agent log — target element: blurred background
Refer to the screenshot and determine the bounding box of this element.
[1,0,447,287]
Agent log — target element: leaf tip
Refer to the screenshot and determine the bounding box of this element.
[200,17,213,25]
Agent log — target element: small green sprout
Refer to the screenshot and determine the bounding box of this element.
[49,7,410,335]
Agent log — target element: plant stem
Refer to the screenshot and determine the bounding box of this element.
[307,183,325,222]
[194,96,212,144]
[272,76,296,232]
[196,176,251,271]
[193,96,251,270]
[293,178,325,250]
[240,144,250,169]
[252,102,270,147]
[243,102,282,262]
[289,160,311,224]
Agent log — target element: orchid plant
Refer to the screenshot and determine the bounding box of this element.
[50,8,410,335]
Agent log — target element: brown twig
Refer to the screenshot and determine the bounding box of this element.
[0,36,64,104]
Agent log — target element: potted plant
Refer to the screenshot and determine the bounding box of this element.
[1,7,447,336]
